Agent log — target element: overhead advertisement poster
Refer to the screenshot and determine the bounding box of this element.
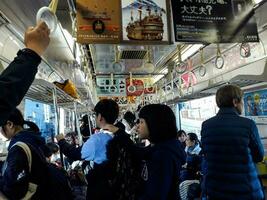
[171,0,259,43]
[121,0,170,43]
[77,0,121,43]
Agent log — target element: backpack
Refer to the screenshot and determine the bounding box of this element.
[41,163,73,200]
[107,133,142,200]
[24,143,73,200]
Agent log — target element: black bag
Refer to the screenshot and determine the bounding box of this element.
[41,163,73,200]
[108,146,142,200]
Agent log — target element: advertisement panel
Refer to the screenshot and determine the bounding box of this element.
[121,0,170,43]
[77,0,122,43]
[171,0,259,43]
[244,89,267,124]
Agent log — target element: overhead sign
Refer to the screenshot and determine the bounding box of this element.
[171,0,259,43]
[126,78,156,96]
[76,0,121,43]
[96,76,126,97]
[121,0,170,43]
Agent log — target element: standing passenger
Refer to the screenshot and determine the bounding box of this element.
[201,84,264,200]
[0,21,50,126]
[136,104,186,200]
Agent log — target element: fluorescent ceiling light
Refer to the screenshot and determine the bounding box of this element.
[254,0,263,4]
[153,68,168,83]
[174,44,203,61]
[181,44,203,61]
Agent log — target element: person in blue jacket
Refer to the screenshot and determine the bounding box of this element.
[201,84,264,200]
[136,104,186,200]
[0,21,50,126]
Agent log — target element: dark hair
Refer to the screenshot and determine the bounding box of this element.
[80,115,88,125]
[46,142,59,154]
[5,108,24,126]
[94,99,119,124]
[115,121,125,130]
[216,84,243,108]
[4,108,41,134]
[124,111,136,128]
[139,104,177,143]
[177,130,186,138]
[187,132,199,144]
[24,121,40,134]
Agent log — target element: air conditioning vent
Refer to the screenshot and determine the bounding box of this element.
[120,50,147,60]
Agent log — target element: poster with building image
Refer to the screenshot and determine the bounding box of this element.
[121,0,170,43]
[171,0,259,43]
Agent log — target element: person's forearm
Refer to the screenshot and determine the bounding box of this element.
[0,49,41,126]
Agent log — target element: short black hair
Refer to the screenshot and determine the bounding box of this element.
[94,99,119,124]
[139,104,177,143]
[216,84,243,108]
[177,130,186,138]
[187,132,199,144]
[124,111,136,127]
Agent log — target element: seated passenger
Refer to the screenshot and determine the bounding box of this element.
[180,133,202,182]
[177,130,187,149]
[179,133,202,200]
[136,104,186,200]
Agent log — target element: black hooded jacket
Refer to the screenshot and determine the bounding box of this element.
[138,139,186,200]
[0,131,47,199]
[0,49,41,126]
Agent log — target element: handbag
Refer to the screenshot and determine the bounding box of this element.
[0,142,37,200]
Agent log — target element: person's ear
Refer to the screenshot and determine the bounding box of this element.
[6,120,14,129]
[233,99,238,107]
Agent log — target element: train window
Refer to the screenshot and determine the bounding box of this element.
[24,99,56,141]
[178,95,218,136]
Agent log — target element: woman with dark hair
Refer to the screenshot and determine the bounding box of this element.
[179,133,202,200]
[0,108,48,199]
[136,104,186,200]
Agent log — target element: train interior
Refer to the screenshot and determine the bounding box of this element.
[1,0,267,195]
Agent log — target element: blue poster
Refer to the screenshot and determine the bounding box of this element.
[244,89,267,116]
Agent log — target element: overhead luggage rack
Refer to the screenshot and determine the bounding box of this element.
[26,79,84,108]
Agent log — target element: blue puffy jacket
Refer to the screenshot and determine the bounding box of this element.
[201,107,264,200]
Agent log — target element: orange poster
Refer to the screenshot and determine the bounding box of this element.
[77,0,122,43]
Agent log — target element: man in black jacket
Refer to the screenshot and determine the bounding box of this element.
[0,21,50,126]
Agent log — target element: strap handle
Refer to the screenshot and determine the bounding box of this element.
[12,142,32,172]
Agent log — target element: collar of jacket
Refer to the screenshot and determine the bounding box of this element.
[217,107,239,115]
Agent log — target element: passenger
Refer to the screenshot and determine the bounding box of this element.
[122,111,136,134]
[201,84,264,200]
[136,104,186,200]
[0,21,50,126]
[179,133,202,200]
[177,130,187,149]
[0,108,48,199]
[57,99,129,200]
[180,133,202,182]
[79,115,93,142]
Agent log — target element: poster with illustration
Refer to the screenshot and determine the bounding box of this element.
[121,0,170,43]
[244,90,267,116]
[243,89,267,125]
